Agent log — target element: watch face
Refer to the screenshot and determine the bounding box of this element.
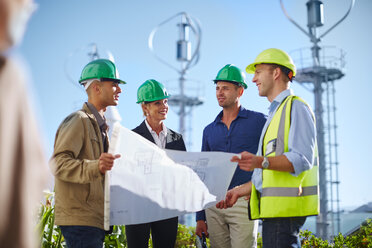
[262,157,269,169]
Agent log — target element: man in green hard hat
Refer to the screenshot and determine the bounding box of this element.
[217,48,318,247]
[50,59,125,248]
[195,64,267,248]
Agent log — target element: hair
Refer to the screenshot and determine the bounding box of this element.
[140,99,168,117]
[215,80,242,90]
[231,83,241,90]
[140,102,148,117]
[264,63,293,82]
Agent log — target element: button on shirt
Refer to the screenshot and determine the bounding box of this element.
[145,120,167,149]
[251,89,317,192]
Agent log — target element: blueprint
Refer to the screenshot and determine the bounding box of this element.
[107,123,238,225]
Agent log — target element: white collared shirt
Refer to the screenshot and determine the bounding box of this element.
[145,120,167,149]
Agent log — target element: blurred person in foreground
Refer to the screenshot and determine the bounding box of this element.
[0,0,48,247]
[195,64,266,248]
[50,59,125,248]
[125,79,186,248]
[217,48,319,248]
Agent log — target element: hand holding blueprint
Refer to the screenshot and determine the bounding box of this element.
[107,123,238,225]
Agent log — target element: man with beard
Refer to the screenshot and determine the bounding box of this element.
[195,64,266,248]
[50,59,125,248]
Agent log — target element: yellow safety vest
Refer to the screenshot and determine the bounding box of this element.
[249,95,319,219]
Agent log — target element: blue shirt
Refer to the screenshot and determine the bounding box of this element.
[252,89,317,192]
[196,106,267,221]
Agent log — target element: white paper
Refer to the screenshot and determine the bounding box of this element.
[108,123,238,225]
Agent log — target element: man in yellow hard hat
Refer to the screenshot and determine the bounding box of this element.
[217,49,319,247]
[196,64,267,248]
[50,59,125,248]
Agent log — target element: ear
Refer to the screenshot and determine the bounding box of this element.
[238,86,244,97]
[273,67,281,81]
[92,82,101,94]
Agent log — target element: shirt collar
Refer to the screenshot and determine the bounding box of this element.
[86,102,106,128]
[145,119,167,137]
[268,89,293,114]
[214,105,248,123]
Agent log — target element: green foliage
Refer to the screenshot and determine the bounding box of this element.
[301,229,332,247]
[104,225,127,248]
[175,223,210,248]
[332,219,372,248]
[257,219,372,248]
[257,233,262,248]
[37,191,64,248]
[300,219,372,248]
[39,192,371,248]
[104,223,210,248]
[38,192,210,247]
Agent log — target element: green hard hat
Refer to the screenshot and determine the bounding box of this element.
[246,48,296,77]
[213,64,247,89]
[79,59,126,84]
[136,79,170,103]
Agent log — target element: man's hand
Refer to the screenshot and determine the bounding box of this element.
[99,153,121,174]
[231,151,261,171]
[217,182,252,209]
[195,220,209,238]
[216,187,240,209]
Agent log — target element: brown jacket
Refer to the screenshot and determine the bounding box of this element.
[50,103,107,229]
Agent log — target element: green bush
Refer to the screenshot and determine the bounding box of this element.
[332,219,372,248]
[104,225,127,248]
[38,192,210,248]
[256,219,372,248]
[103,223,209,248]
[37,191,64,247]
[300,219,372,248]
[300,229,332,247]
[38,193,371,248]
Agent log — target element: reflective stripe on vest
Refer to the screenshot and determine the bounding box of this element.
[262,185,318,197]
[249,95,319,219]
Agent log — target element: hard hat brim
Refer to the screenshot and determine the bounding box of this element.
[213,80,247,89]
[246,62,296,77]
[78,77,126,85]
[136,95,170,104]
[113,79,126,84]
[246,63,258,74]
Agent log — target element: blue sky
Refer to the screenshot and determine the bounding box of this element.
[17,0,372,210]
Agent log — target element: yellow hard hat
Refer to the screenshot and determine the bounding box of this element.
[246,48,296,78]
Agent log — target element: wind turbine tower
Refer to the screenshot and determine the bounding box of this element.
[148,12,203,226]
[280,0,355,240]
[149,12,203,148]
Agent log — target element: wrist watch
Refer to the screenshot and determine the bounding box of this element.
[262,157,270,169]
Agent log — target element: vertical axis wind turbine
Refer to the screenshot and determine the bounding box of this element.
[148,13,202,224]
[280,0,355,240]
[148,12,203,145]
